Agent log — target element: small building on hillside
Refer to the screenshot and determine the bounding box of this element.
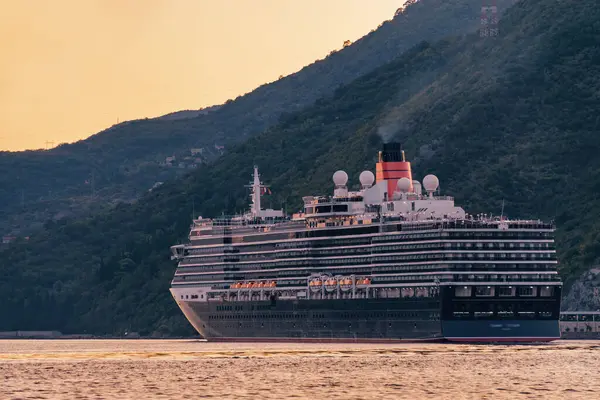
[2,235,16,244]
[165,156,176,166]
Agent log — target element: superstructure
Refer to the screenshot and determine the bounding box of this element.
[170,143,562,342]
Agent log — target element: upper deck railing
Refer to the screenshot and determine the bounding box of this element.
[193,215,290,228]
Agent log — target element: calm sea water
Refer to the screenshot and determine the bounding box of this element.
[1,339,599,399]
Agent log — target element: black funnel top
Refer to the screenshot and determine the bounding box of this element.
[381,142,403,162]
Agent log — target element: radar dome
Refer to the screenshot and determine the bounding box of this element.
[359,170,375,188]
[397,177,412,193]
[423,174,439,192]
[332,170,349,187]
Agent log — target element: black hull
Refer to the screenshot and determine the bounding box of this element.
[442,320,559,342]
[440,285,562,342]
[177,296,560,343]
[180,297,442,340]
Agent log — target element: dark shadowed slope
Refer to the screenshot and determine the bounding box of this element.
[2,0,599,335]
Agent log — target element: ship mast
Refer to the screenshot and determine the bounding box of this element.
[251,166,261,217]
[246,165,271,218]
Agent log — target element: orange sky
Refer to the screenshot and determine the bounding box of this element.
[0,0,402,151]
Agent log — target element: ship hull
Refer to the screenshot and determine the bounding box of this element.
[178,297,443,341]
[442,320,560,343]
[175,296,560,343]
[440,286,562,343]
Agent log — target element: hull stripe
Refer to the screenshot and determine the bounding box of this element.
[204,337,444,344]
[198,337,559,343]
[446,337,559,342]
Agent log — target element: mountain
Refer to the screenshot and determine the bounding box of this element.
[0,0,514,237]
[155,106,221,121]
[2,0,599,336]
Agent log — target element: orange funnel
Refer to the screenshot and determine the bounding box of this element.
[375,143,413,199]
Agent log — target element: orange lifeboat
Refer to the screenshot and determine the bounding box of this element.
[340,277,353,291]
[269,281,277,288]
[356,277,372,286]
[324,278,337,292]
[309,278,322,292]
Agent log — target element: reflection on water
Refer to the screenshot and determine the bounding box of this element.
[1,340,599,399]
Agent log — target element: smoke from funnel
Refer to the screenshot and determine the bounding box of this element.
[377,119,412,143]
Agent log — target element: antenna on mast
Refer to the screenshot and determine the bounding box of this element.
[500,199,505,220]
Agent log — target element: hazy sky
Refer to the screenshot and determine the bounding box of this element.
[0,0,402,151]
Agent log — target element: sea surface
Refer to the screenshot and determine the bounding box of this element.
[1,339,599,399]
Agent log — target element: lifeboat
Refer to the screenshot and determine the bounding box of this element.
[309,278,322,292]
[269,281,277,288]
[324,278,337,292]
[339,277,353,291]
[230,282,241,289]
[356,277,372,286]
[256,282,264,288]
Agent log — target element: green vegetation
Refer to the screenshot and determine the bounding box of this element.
[0,0,512,237]
[1,0,599,335]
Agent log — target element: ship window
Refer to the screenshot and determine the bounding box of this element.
[540,286,554,297]
[475,286,494,297]
[497,286,515,297]
[473,303,494,318]
[497,304,514,318]
[518,286,537,297]
[452,304,470,318]
[517,303,535,318]
[455,286,471,297]
[332,204,348,213]
[316,206,332,213]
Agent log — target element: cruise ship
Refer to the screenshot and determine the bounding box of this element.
[170,143,562,342]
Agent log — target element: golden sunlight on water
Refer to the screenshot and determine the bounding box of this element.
[1,340,599,399]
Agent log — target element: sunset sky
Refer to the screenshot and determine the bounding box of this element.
[0,0,402,151]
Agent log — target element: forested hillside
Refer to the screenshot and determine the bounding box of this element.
[0,0,513,237]
[1,0,599,335]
